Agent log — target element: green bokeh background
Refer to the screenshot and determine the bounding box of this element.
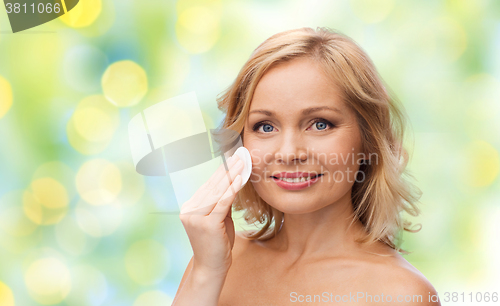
[0,0,499,305]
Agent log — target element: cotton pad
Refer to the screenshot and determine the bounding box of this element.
[232,146,252,188]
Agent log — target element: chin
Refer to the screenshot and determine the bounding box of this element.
[276,205,321,215]
[261,193,327,214]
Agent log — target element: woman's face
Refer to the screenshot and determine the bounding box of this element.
[243,57,365,214]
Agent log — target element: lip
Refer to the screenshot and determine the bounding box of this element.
[273,172,321,178]
[272,174,323,190]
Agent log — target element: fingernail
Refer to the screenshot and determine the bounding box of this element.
[229,154,239,163]
[226,155,236,167]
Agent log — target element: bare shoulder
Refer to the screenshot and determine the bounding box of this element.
[361,252,440,305]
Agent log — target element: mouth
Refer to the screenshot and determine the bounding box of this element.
[271,173,324,183]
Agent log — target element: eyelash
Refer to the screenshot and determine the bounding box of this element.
[252,118,335,133]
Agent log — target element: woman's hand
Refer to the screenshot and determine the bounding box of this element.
[179,154,244,277]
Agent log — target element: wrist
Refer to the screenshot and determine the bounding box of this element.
[191,265,229,285]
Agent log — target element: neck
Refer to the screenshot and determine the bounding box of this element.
[267,190,370,260]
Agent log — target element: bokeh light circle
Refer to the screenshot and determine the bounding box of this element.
[125,240,170,286]
[0,75,13,119]
[32,161,77,201]
[73,107,116,142]
[67,117,109,155]
[67,95,120,155]
[101,61,148,107]
[32,178,69,209]
[75,159,122,206]
[0,281,15,306]
[77,0,116,37]
[25,258,71,305]
[60,0,102,28]
[23,178,69,226]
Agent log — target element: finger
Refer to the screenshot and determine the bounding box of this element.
[180,155,241,215]
[206,154,241,191]
[209,174,242,222]
[180,200,215,216]
[193,160,244,212]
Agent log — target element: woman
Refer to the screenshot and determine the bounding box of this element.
[173,27,440,305]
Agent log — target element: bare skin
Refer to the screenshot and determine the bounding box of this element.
[217,232,437,305]
[174,57,440,305]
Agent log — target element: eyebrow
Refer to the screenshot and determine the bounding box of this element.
[249,106,341,116]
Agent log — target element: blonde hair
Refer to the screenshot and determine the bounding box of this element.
[215,27,422,254]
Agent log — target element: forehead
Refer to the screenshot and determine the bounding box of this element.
[249,57,344,113]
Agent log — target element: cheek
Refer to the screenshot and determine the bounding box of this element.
[245,145,266,181]
[243,135,272,170]
[312,138,363,183]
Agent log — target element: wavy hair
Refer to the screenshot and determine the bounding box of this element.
[215,27,422,254]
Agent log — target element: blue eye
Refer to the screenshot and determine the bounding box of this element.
[262,124,274,132]
[252,122,274,133]
[310,119,333,131]
[315,121,327,130]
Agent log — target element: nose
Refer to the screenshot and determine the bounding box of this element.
[274,132,308,165]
